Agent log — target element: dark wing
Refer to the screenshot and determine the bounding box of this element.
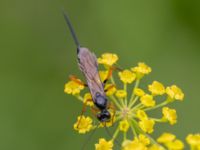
[77,47,105,100]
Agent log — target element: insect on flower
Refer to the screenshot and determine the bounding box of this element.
[63,12,117,124]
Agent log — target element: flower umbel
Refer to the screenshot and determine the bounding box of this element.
[63,52,195,150]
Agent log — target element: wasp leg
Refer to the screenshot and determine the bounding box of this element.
[103,66,122,84]
[107,102,116,125]
[69,75,88,87]
[77,99,93,128]
[104,84,116,93]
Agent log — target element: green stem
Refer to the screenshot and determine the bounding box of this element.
[129,79,140,104]
[110,76,116,85]
[131,119,167,150]
[143,100,169,111]
[129,121,137,138]
[112,127,120,140]
[109,95,123,109]
[123,132,127,141]
[124,83,128,106]
[128,96,139,108]
[75,95,84,102]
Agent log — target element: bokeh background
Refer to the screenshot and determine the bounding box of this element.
[0,0,200,149]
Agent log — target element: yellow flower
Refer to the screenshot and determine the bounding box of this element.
[139,118,155,133]
[64,80,84,95]
[115,90,127,98]
[118,70,136,84]
[122,140,147,150]
[74,116,93,134]
[83,93,94,106]
[162,107,177,125]
[148,81,165,96]
[99,112,115,127]
[186,134,200,148]
[148,144,164,150]
[95,138,113,150]
[140,94,156,107]
[104,84,116,96]
[98,53,118,66]
[136,110,148,120]
[134,88,145,97]
[165,139,184,150]
[119,120,130,132]
[131,62,151,78]
[99,70,109,82]
[157,133,176,144]
[166,85,184,101]
[134,134,150,146]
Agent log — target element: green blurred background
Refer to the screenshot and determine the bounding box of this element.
[0,0,200,149]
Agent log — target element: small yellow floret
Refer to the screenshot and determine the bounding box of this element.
[148,144,164,150]
[74,116,93,134]
[122,140,147,150]
[99,70,109,82]
[119,120,130,132]
[115,90,127,98]
[162,107,177,125]
[165,139,184,150]
[139,118,155,133]
[64,80,84,95]
[134,88,145,97]
[118,70,136,84]
[148,81,165,96]
[157,132,176,144]
[83,93,94,106]
[98,53,118,66]
[186,134,200,147]
[166,85,184,101]
[134,134,150,146]
[136,110,148,120]
[131,62,151,79]
[95,138,113,150]
[140,94,156,107]
[104,84,116,96]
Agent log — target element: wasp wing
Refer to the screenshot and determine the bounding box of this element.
[77,47,105,100]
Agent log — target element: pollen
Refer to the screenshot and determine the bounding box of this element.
[73,115,93,134]
[131,62,151,79]
[95,138,113,150]
[115,90,127,98]
[166,85,184,101]
[64,80,84,95]
[139,118,155,133]
[162,107,177,125]
[140,94,156,107]
[118,70,136,84]
[119,120,130,132]
[148,81,165,96]
[157,132,176,144]
[98,53,118,67]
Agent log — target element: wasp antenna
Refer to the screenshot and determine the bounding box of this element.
[81,127,97,150]
[63,10,81,50]
[104,125,121,148]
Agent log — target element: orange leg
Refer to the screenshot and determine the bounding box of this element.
[69,75,88,86]
[77,99,93,128]
[104,84,116,93]
[107,102,116,125]
[103,66,122,84]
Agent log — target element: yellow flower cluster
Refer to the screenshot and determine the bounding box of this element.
[63,52,198,150]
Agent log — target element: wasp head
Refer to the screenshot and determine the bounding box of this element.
[97,109,111,122]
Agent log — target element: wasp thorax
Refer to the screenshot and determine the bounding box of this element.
[95,93,108,110]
